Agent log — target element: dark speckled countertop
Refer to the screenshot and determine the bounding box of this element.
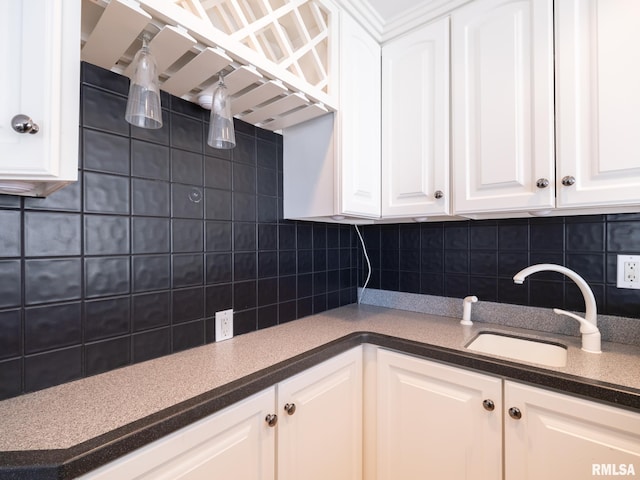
[0,304,639,479]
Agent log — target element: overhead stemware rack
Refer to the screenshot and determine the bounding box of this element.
[81,0,338,131]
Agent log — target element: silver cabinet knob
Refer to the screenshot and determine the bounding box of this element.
[561,176,576,186]
[536,178,549,188]
[508,407,522,420]
[482,399,495,411]
[434,190,444,199]
[11,114,39,134]
[284,403,296,415]
[265,414,278,427]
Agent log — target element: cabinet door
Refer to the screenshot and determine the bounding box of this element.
[0,0,79,192]
[452,0,554,215]
[382,17,450,218]
[377,349,502,480]
[81,388,276,480]
[556,0,640,208]
[338,14,381,218]
[505,381,640,480]
[277,347,362,480]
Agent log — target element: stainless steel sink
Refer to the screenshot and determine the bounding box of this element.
[467,332,567,367]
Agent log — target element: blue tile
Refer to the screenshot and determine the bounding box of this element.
[172,184,204,219]
[132,140,170,180]
[172,287,204,323]
[204,157,232,189]
[24,347,82,393]
[206,221,232,252]
[85,297,130,341]
[132,292,170,331]
[133,327,170,363]
[205,188,231,220]
[172,254,204,287]
[234,280,257,310]
[0,359,22,400]
[25,258,82,305]
[83,87,129,135]
[206,253,232,284]
[85,337,130,376]
[205,284,232,316]
[0,259,22,308]
[132,178,170,217]
[171,113,203,153]
[83,129,130,175]
[132,255,170,292]
[24,212,81,257]
[173,320,205,352]
[85,215,130,255]
[0,211,21,257]
[25,303,81,354]
[233,163,257,194]
[0,310,21,360]
[172,219,204,253]
[566,222,605,252]
[172,150,203,185]
[84,172,130,214]
[132,217,170,254]
[85,257,130,298]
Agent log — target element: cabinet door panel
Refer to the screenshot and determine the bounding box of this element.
[505,381,640,480]
[339,14,381,218]
[0,0,78,182]
[277,347,362,480]
[377,349,502,480]
[81,388,275,480]
[382,17,449,217]
[556,0,640,207]
[452,0,554,214]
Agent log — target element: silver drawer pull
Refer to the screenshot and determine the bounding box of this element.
[12,114,39,134]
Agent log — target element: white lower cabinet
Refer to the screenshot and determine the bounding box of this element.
[376,348,503,480]
[81,347,362,480]
[277,347,362,480]
[81,345,640,480]
[375,348,640,480]
[505,381,640,480]
[80,388,276,480]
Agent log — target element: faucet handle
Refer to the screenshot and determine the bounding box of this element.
[553,308,602,354]
[552,308,598,334]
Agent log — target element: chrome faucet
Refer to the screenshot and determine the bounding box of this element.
[513,264,601,353]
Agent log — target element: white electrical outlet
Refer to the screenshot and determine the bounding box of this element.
[617,255,640,289]
[215,309,234,341]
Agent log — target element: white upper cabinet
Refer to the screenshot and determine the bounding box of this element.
[0,0,80,196]
[382,17,450,219]
[555,0,640,209]
[451,0,555,216]
[338,13,381,218]
[283,11,381,222]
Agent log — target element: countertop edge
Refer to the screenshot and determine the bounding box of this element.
[1,330,639,480]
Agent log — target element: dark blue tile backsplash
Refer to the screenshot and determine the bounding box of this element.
[0,62,357,400]
[360,217,640,320]
[1,61,639,402]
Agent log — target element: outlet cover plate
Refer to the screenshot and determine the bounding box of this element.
[215,309,234,341]
[617,255,640,289]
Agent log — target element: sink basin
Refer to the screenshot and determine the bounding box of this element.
[467,333,567,367]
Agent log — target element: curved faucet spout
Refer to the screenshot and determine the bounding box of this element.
[513,264,601,353]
